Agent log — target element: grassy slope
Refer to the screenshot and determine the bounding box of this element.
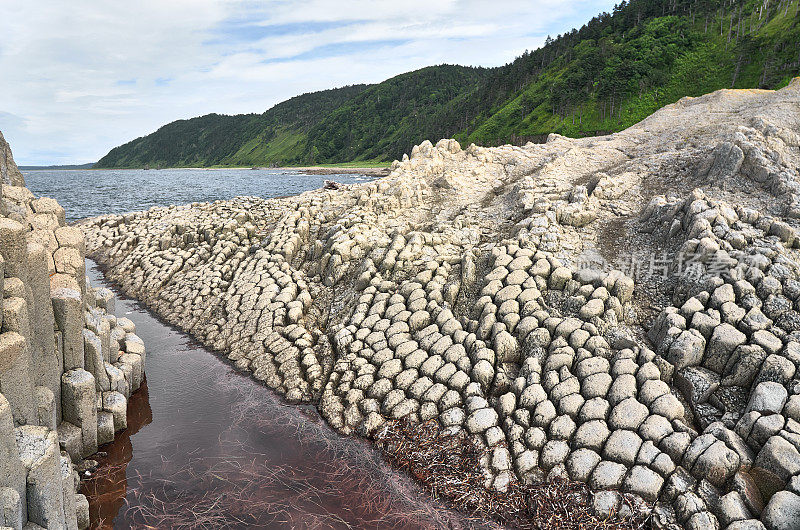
[225,128,307,167]
[463,0,800,145]
[95,66,489,168]
[95,85,368,168]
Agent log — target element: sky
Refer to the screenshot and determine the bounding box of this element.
[0,0,618,165]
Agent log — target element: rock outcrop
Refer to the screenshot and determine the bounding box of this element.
[82,79,800,528]
[0,132,24,189]
[0,133,146,529]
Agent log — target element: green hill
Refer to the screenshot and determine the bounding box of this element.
[458,0,800,146]
[95,0,800,169]
[95,85,368,168]
[96,66,491,168]
[304,65,490,163]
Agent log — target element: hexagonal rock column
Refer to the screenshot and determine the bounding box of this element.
[25,242,59,414]
[0,485,23,529]
[82,329,110,392]
[0,218,28,280]
[0,332,35,426]
[60,369,97,458]
[51,288,84,371]
[14,425,66,529]
[58,452,78,530]
[0,393,26,525]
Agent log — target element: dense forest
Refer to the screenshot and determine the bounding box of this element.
[95,85,368,168]
[96,0,800,169]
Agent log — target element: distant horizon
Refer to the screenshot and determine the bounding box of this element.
[19,162,96,170]
[0,0,617,166]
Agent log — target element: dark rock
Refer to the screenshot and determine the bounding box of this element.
[676,366,720,405]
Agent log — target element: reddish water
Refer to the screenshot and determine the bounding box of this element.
[82,262,493,529]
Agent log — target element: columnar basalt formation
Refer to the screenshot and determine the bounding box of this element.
[0,132,146,529]
[82,79,800,529]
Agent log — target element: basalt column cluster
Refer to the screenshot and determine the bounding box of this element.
[0,132,146,529]
[83,80,800,529]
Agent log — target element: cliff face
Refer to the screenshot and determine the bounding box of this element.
[0,133,146,529]
[0,132,24,188]
[83,79,800,527]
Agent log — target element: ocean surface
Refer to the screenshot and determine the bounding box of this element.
[22,168,375,221]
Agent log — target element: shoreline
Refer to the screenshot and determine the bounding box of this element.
[82,260,479,528]
[23,165,392,176]
[77,80,800,530]
[81,195,644,530]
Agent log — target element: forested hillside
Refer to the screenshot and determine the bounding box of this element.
[96,0,800,169]
[459,0,800,146]
[96,85,368,168]
[96,67,489,168]
[305,65,490,162]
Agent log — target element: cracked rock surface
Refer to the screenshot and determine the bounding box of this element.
[82,79,800,529]
[1,130,146,529]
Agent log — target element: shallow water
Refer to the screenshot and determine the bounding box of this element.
[22,168,375,221]
[83,261,490,529]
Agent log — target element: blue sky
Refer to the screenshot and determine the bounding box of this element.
[0,0,618,165]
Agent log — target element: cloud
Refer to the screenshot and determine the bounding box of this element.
[0,0,618,165]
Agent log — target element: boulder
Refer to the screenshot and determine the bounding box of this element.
[667,329,706,370]
[675,366,720,405]
[753,436,800,487]
[745,382,788,415]
[761,490,800,530]
[691,440,740,487]
[704,324,747,373]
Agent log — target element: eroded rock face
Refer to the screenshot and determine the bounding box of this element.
[82,79,800,528]
[0,131,24,188]
[0,133,146,529]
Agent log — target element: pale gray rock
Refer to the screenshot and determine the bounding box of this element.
[573,419,610,451]
[746,382,788,415]
[692,439,740,487]
[753,435,800,485]
[704,323,747,373]
[717,491,753,526]
[603,429,642,466]
[592,490,621,517]
[589,460,627,490]
[466,407,498,433]
[566,448,601,482]
[667,329,706,370]
[761,490,800,530]
[622,465,663,502]
[540,440,570,470]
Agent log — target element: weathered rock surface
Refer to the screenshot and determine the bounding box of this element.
[0,132,146,529]
[81,79,800,527]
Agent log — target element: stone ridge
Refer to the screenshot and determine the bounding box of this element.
[0,133,146,529]
[82,79,800,529]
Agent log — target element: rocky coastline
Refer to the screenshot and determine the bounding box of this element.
[73,78,800,529]
[0,132,146,529]
[274,166,390,177]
